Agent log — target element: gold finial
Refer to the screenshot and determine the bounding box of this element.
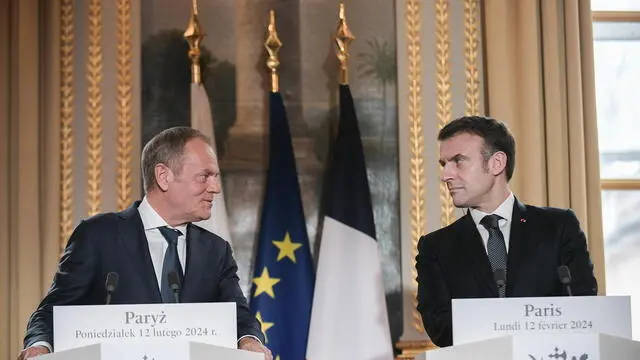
[264,10,282,93]
[184,0,204,84]
[335,3,355,85]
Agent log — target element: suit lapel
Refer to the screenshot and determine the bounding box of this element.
[506,199,530,294]
[118,202,162,302]
[182,224,212,301]
[457,212,496,295]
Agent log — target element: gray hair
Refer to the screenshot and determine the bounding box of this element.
[141,126,210,192]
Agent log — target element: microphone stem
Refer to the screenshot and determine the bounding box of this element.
[173,290,180,304]
[105,291,112,305]
[566,285,573,297]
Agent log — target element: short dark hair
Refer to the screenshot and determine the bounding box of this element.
[141,126,210,192]
[438,115,516,181]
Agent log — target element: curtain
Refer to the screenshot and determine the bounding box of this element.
[0,0,61,357]
[482,0,605,292]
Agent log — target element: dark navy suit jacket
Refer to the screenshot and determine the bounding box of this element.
[24,202,263,348]
[416,199,598,347]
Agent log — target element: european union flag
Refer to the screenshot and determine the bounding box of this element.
[250,91,315,360]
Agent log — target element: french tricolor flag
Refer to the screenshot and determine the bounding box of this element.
[306,84,393,360]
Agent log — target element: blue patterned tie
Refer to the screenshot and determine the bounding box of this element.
[158,226,183,303]
[480,214,507,297]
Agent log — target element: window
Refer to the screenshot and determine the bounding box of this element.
[592,2,640,340]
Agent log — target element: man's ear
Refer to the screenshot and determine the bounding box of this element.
[155,164,173,191]
[490,151,508,176]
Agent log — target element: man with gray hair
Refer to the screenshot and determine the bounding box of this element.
[19,127,272,360]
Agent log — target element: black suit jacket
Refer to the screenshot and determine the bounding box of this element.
[24,202,264,349]
[416,200,597,347]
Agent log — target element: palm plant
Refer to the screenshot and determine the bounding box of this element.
[357,38,397,147]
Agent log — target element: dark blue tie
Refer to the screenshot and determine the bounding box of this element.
[480,214,507,297]
[158,226,183,303]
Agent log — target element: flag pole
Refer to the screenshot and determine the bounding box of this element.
[335,3,355,85]
[265,10,282,93]
[184,0,204,85]
[306,5,393,358]
[184,1,233,242]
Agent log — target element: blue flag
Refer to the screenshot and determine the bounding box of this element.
[250,92,315,360]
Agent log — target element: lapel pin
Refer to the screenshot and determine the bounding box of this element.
[520,218,526,223]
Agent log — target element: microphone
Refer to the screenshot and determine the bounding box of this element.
[493,269,506,298]
[557,265,573,296]
[105,272,119,305]
[167,271,181,303]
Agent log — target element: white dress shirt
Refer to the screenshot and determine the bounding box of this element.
[139,197,259,345]
[138,197,188,289]
[468,192,515,254]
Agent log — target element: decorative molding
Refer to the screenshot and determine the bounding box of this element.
[60,0,74,251]
[406,0,426,336]
[396,339,439,359]
[435,0,454,227]
[463,0,480,116]
[592,11,640,22]
[116,0,133,211]
[87,0,103,216]
[601,179,640,190]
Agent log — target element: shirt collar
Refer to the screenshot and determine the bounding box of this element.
[138,196,188,235]
[469,192,515,227]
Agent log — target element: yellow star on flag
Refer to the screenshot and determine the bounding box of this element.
[252,267,281,298]
[255,312,274,344]
[275,356,280,360]
[272,232,303,263]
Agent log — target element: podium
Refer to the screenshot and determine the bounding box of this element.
[417,296,639,360]
[32,303,263,360]
[35,340,263,360]
[419,333,640,360]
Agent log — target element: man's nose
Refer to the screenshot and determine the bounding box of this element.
[440,163,454,183]
[208,176,221,194]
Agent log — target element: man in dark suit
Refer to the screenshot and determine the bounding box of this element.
[18,127,272,360]
[416,116,598,347]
